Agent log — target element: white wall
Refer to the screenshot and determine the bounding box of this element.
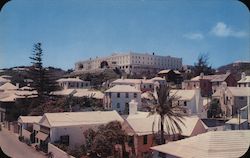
[110,92,141,114]
[50,124,100,148]
[75,52,182,73]
[48,143,75,158]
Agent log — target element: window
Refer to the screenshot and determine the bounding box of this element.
[125,102,129,107]
[134,93,137,98]
[239,96,244,100]
[60,135,69,146]
[149,85,152,88]
[128,136,134,146]
[117,93,120,98]
[143,135,148,144]
[116,103,120,108]
[184,101,187,106]
[126,93,129,98]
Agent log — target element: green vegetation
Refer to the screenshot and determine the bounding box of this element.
[29,43,61,98]
[207,99,222,118]
[193,53,215,77]
[54,121,127,158]
[147,85,186,145]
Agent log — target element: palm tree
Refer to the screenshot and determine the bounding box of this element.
[147,84,186,145]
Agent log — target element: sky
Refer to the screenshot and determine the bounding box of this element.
[0,0,249,70]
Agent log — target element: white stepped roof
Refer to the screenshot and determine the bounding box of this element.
[105,85,141,93]
[18,116,42,124]
[151,130,250,158]
[0,82,18,90]
[227,87,250,96]
[225,118,247,125]
[126,112,207,136]
[57,77,84,82]
[238,76,250,83]
[170,89,196,101]
[51,89,76,96]
[74,89,104,99]
[39,110,124,128]
[0,77,10,83]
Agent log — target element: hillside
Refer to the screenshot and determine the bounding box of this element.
[217,61,250,80]
[0,66,67,87]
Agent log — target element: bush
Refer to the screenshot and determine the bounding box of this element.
[18,136,24,142]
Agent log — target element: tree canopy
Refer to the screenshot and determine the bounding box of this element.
[193,53,215,76]
[29,43,60,98]
[147,85,186,145]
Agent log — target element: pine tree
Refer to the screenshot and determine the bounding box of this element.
[29,43,45,98]
[29,43,60,98]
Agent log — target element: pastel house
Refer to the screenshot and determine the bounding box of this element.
[122,101,207,158]
[104,85,141,114]
[57,77,90,89]
[34,111,124,152]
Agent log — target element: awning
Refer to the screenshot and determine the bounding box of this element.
[35,132,48,141]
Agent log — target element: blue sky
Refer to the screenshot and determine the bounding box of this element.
[0,0,249,70]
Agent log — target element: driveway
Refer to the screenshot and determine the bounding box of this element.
[0,128,46,158]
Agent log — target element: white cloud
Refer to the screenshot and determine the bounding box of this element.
[211,22,248,38]
[183,33,204,40]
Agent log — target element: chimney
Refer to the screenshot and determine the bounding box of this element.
[247,96,250,123]
[221,81,227,90]
[200,72,204,79]
[129,99,138,115]
[153,82,160,99]
[121,76,124,80]
[143,76,147,80]
[16,83,19,89]
[76,76,80,79]
[195,88,201,114]
[226,70,231,74]
[241,72,246,80]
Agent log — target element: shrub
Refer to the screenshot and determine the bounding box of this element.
[18,136,24,142]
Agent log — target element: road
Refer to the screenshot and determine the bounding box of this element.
[0,127,46,158]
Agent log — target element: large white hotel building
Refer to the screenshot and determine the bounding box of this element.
[75,52,182,74]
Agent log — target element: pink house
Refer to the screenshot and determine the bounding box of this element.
[122,112,208,158]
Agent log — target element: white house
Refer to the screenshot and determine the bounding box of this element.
[104,85,141,114]
[111,77,154,92]
[212,83,250,119]
[0,82,18,91]
[238,72,250,87]
[35,111,124,149]
[141,88,206,118]
[57,77,90,89]
[18,116,42,142]
[150,77,166,85]
[170,89,205,117]
[111,77,166,93]
[0,76,10,86]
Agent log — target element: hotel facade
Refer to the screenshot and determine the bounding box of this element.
[75,52,182,74]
